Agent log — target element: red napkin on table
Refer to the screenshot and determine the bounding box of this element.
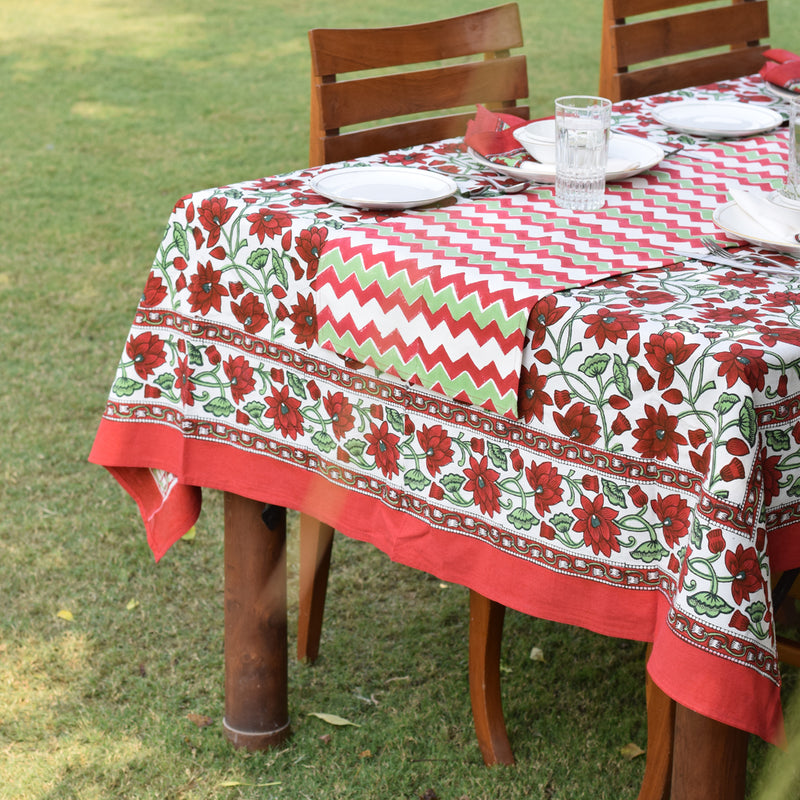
[464,104,530,156]
[760,48,800,92]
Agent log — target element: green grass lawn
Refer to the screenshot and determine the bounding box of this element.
[2,1,800,797]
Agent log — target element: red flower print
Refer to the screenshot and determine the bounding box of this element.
[573,494,621,557]
[289,293,317,348]
[365,420,401,478]
[625,289,677,307]
[416,424,454,476]
[582,306,644,347]
[464,455,502,517]
[126,331,166,379]
[760,447,783,505]
[295,225,329,280]
[141,272,168,307]
[713,343,768,391]
[265,385,304,440]
[700,305,760,326]
[711,270,770,290]
[518,364,552,422]
[246,208,292,243]
[707,528,725,554]
[174,356,196,406]
[643,331,699,390]
[323,391,355,439]
[650,493,690,548]
[730,610,751,632]
[631,404,687,462]
[198,196,235,248]
[251,177,304,192]
[188,261,229,315]
[529,295,567,349]
[725,544,762,606]
[223,356,256,404]
[231,292,269,334]
[524,460,564,516]
[553,402,601,445]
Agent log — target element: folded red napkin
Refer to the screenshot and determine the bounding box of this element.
[464,104,529,156]
[760,48,800,92]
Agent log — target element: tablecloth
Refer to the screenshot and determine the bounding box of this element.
[90,74,800,745]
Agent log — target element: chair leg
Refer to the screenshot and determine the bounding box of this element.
[671,703,748,800]
[468,590,515,766]
[297,514,335,664]
[637,650,674,800]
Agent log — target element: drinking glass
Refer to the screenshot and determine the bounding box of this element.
[555,95,612,211]
[782,96,800,202]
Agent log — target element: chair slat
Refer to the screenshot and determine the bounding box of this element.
[310,3,523,75]
[319,107,529,166]
[612,0,757,17]
[316,57,528,130]
[614,47,769,100]
[614,4,769,67]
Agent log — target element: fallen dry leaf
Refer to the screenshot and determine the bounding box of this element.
[56,609,74,621]
[126,599,140,611]
[529,646,545,662]
[218,780,281,788]
[182,526,197,542]
[620,741,646,760]
[187,713,214,728]
[307,711,360,727]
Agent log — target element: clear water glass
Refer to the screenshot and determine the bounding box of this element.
[555,96,612,211]
[782,96,800,202]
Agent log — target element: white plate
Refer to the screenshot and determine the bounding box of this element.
[713,200,800,256]
[764,81,798,102]
[652,100,783,138]
[468,133,664,184]
[310,166,457,209]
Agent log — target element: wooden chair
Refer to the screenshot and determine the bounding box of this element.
[298,5,530,767]
[297,525,514,766]
[308,3,529,166]
[599,0,770,102]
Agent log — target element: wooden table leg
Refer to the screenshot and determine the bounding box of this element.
[637,658,674,800]
[670,703,749,800]
[222,493,291,749]
[469,590,515,766]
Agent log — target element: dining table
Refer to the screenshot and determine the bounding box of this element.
[89,72,800,799]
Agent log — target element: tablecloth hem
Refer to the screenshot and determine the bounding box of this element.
[89,415,786,743]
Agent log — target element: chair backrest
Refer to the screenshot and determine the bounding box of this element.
[599,0,770,102]
[308,3,529,166]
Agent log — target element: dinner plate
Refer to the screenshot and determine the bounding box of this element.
[764,81,798,102]
[468,134,664,184]
[310,166,457,209]
[713,200,800,256]
[652,100,783,138]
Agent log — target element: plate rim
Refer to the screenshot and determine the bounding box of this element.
[468,134,664,184]
[309,165,458,209]
[652,99,783,137]
[713,199,800,255]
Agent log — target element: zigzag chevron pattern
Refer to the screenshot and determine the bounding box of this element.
[316,134,788,419]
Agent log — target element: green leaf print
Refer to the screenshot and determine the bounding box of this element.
[687,591,733,618]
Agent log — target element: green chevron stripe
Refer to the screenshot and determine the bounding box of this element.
[321,248,531,331]
[317,321,518,417]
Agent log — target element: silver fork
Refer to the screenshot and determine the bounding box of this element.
[425,166,541,195]
[701,236,796,270]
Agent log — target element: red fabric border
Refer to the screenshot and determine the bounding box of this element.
[89,416,786,744]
